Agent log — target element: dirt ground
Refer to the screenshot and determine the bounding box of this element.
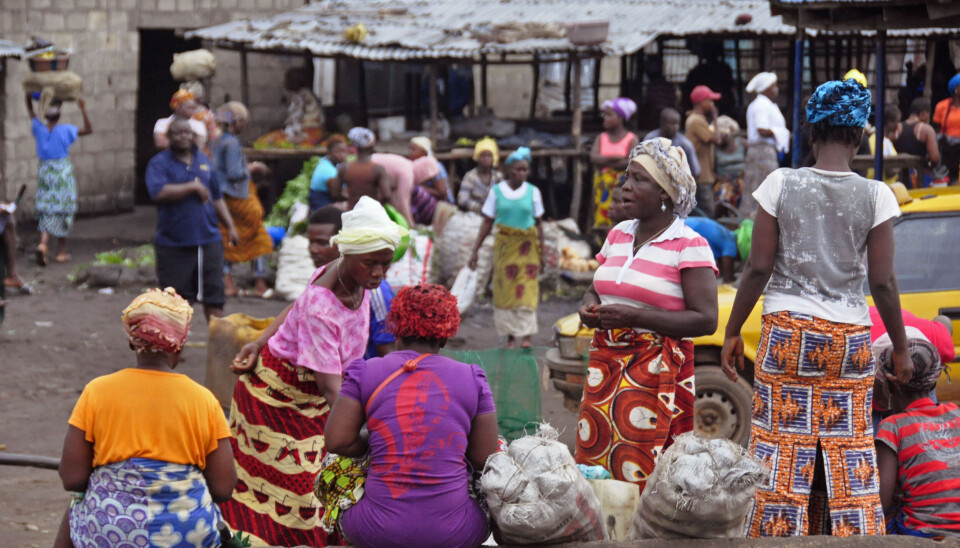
[0,208,581,548]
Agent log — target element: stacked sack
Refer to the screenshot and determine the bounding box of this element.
[170,49,217,82]
[628,433,767,539]
[22,37,82,116]
[481,424,608,545]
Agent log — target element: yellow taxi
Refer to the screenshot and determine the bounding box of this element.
[546,186,960,445]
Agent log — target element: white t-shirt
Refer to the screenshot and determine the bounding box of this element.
[747,94,790,152]
[153,116,208,150]
[753,167,901,325]
[480,181,545,219]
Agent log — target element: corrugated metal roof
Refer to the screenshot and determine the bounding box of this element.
[0,39,25,59]
[186,0,794,61]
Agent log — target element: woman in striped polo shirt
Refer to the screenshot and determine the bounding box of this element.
[574,137,719,490]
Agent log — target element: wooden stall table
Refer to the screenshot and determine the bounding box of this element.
[850,153,923,186]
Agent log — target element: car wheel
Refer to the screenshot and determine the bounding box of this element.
[694,365,753,446]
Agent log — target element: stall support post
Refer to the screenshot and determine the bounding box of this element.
[875,30,887,180]
[428,64,439,147]
[240,46,250,107]
[792,30,804,168]
[924,39,936,100]
[530,54,540,119]
[569,54,584,226]
[480,55,489,108]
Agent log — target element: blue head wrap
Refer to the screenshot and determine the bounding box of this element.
[504,147,532,167]
[949,73,960,95]
[806,79,872,127]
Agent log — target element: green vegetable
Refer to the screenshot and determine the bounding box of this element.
[265,156,321,229]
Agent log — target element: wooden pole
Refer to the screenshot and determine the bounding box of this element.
[875,30,887,180]
[924,39,936,100]
[569,54,584,226]
[358,60,368,127]
[0,453,60,470]
[428,64,439,147]
[530,53,540,119]
[480,54,489,108]
[239,46,250,107]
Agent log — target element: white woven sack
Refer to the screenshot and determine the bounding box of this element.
[274,235,315,301]
[628,433,767,539]
[481,424,608,545]
[450,267,479,315]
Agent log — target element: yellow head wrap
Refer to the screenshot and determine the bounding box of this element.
[629,138,698,217]
[122,288,193,354]
[331,196,408,255]
[844,69,868,88]
[170,89,195,111]
[473,137,500,166]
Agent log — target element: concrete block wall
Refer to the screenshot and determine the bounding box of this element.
[1,0,306,216]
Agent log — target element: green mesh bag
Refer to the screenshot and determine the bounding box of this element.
[441,348,542,441]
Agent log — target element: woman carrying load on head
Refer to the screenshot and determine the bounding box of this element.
[221,197,406,547]
[721,79,914,537]
[574,138,719,491]
[591,97,639,228]
[468,147,544,349]
[212,101,274,299]
[323,284,499,548]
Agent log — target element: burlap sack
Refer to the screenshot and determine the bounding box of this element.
[22,71,83,115]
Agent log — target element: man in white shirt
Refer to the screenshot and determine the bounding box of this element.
[153,88,208,151]
[742,72,789,218]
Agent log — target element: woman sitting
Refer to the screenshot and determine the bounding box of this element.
[575,138,719,489]
[56,288,236,548]
[221,196,404,547]
[325,283,499,548]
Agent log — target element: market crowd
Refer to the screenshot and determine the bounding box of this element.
[24,66,959,547]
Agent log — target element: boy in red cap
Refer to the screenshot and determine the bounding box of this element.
[686,85,723,216]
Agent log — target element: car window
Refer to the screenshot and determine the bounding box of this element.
[875,214,960,293]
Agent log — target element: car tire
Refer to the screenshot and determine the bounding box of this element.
[693,365,753,446]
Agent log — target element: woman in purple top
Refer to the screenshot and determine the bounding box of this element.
[326,284,499,548]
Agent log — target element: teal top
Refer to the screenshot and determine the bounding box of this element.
[493,183,535,230]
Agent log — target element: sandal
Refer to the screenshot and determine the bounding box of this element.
[35,244,47,266]
[3,278,33,295]
[54,253,72,263]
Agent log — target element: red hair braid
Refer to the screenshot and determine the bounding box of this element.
[387,284,460,340]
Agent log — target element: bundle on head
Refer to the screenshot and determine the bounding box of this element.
[23,71,83,116]
[170,49,216,82]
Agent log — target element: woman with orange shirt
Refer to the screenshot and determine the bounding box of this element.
[932,73,960,181]
[55,288,236,548]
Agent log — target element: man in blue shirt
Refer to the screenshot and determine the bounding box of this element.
[685,216,738,283]
[146,118,238,320]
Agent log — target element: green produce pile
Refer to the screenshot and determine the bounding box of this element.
[264,156,320,230]
[91,245,156,268]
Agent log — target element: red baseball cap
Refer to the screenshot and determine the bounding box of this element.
[690,85,722,104]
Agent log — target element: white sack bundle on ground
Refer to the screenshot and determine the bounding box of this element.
[628,433,767,539]
[274,235,315,301]
[435,210,493,293]
[481,424,608,545]
[385,228,437,289]
[23,71,83,115]
[170,49,216,82]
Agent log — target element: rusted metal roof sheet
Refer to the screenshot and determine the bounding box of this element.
[186,0,793,61]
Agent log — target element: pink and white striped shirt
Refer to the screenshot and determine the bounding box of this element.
[594,218,717,326]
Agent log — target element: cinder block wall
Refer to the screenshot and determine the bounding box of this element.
[1,0,306,216]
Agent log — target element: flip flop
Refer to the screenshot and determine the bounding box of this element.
[3,279,34,295]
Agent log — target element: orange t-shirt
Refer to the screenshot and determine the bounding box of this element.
[933,98,960,137]
[68,368,230,468]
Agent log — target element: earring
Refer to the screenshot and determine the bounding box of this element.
[660,200,667,212]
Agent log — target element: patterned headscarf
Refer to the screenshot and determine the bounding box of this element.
[504,146,532,167]
[169,89,196,111]
[874,327,944,392]
[628,138,697,217]
[122,288,193,354]
[347,127,376,149]
[602,97,637,121]
[806,79,872,127]
[473,137,500,166]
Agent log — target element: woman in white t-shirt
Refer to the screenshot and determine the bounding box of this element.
[721,79,915,538]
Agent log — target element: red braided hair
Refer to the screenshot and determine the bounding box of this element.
[387,284,460,340]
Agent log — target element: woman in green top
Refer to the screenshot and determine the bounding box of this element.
[469,147,545,348]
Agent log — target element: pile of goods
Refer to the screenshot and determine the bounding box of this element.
[481,424,608,545]
[265,157,318,231]
[558,247,598,272]
[628,433,767,539]
[22,36,82,115]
